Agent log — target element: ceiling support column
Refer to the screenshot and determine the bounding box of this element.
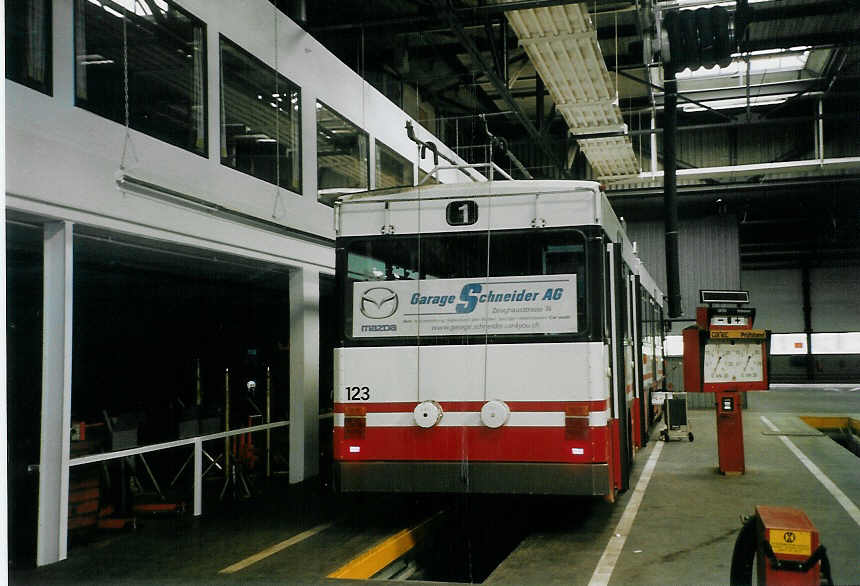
[37,221,74,566]
[289,267,320,483]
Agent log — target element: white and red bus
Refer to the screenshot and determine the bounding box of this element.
[332,177,665,497]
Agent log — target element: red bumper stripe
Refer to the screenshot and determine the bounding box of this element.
[334,425,610,463]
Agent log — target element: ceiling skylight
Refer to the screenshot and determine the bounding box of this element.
[676,47,811,80]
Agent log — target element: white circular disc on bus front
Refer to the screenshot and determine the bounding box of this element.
[413,401,443,428]
[480,400,510,428]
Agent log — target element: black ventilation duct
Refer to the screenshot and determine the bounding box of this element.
[663,6,735,74]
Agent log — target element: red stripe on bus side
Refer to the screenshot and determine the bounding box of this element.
[334,400,608,413]
[334,426,610,463]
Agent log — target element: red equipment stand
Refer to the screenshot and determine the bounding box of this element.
[715,390,745,474]
[683,292,770,475]
[730,505,834,585]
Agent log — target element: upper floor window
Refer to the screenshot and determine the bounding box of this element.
[74,0,207,156]
[220,36,302,193]
[375,140,414,189]
[6,0,52,95]
[317,101,368,205]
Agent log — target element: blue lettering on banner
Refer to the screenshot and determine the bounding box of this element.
[542,287,564,301]
[456,283,482,314]
[410,292,457,308]
[451,282,565,314]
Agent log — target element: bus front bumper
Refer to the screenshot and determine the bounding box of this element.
[334,461,610,495]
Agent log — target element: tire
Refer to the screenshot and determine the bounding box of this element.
[688,432,694,442]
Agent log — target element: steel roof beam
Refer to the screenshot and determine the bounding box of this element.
[744,32,860,52]
[308,2,635,33]
[428,0,570,177]
[607,174,860,198]
[749,0,860,22]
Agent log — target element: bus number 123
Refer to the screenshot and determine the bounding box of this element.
[346,386,370,400]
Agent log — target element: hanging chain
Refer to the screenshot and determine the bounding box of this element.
[120,8,134,170]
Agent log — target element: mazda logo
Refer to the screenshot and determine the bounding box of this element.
[360,287,398,319]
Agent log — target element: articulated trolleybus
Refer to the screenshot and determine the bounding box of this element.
[333,176,665,498]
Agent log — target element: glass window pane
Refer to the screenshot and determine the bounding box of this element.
[811,332,860,355]
[770,333,808,355]
[219,36,302,192]
[74,0,207,156]
[5,0,52,94]
[664,335,683,357]
[375,140,413,189]
[317,101,369,203]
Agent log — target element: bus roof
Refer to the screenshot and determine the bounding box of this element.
[337,180,601,204]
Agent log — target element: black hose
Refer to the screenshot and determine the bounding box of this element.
[729,515,757,586]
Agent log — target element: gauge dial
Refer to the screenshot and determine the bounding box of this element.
[703,341,764,383]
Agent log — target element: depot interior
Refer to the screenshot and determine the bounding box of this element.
[5,0,860,574]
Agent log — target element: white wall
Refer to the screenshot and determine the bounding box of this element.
[6,0,475,269]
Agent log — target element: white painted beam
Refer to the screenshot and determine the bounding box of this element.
[37,221,74,566]
[603,157,860,183]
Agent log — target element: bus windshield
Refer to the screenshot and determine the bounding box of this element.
[342,229,588,341]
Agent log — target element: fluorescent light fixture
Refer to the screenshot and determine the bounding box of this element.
[661,0,770,8]
[680,93,798,112]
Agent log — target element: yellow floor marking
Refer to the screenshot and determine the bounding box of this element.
[800,416,859,434]
[328,511,444,580]
[219,522,334,574]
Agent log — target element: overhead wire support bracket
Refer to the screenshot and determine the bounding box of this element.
[480,114,534,180]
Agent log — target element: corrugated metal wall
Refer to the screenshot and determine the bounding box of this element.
[655,122,815,168]
[626,215,740,332]
[811,267,860,332]
[740,269,804,332]
[741,267,860,333]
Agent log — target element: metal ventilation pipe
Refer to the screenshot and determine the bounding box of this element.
[663,68,682,318]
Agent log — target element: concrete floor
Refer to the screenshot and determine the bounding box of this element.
[11,386,860,585]
[489,386,860,585]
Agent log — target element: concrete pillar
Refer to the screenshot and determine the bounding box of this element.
[37,221,74,566]
[289,267,320,483]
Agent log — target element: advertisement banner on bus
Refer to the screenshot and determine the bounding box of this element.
[352,275,577,337]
